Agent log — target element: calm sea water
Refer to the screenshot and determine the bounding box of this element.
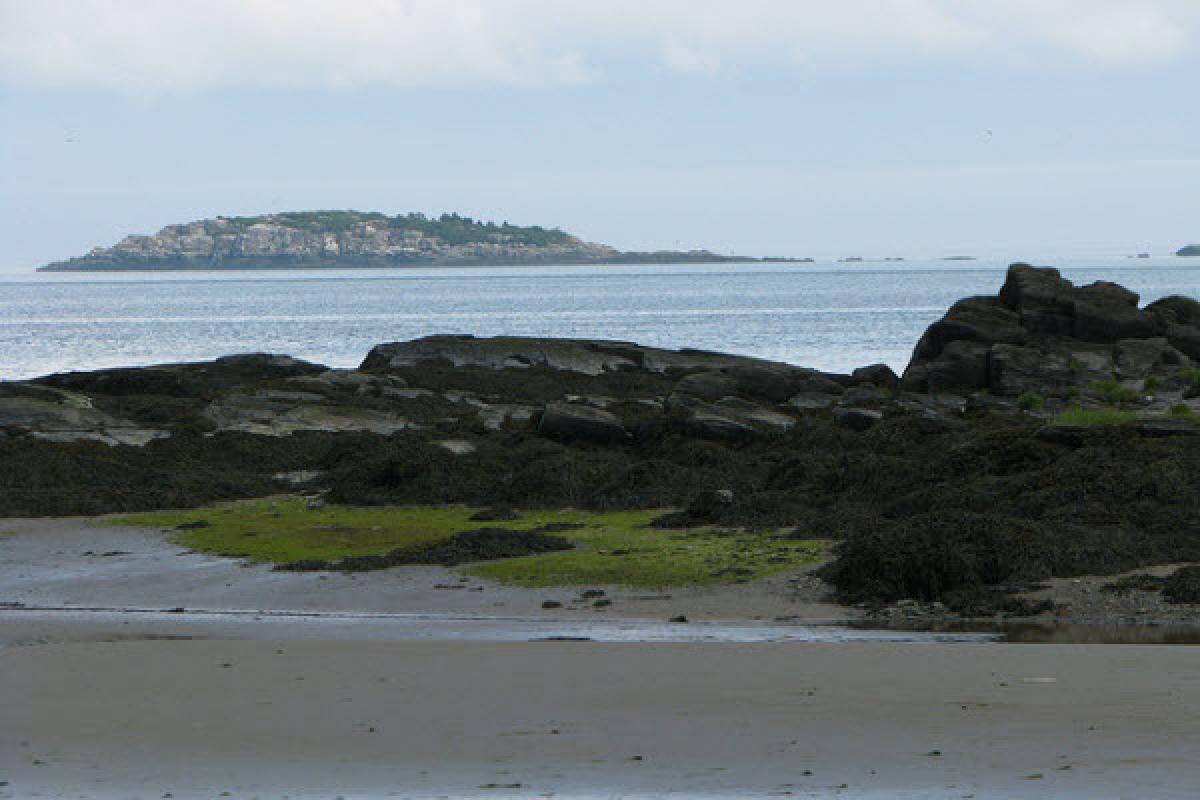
[3,258,1200,381]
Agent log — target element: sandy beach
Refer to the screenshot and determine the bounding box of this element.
[2,518,1199,799]
[3,638,1199,799]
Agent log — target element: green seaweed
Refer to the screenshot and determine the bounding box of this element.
[1050,407,1136,427]
[112,499,827,588]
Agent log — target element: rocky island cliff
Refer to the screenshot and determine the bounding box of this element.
[38,210,767,271]
[1178,244,1200,257]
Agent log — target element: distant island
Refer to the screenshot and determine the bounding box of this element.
[37,210,803,271]
[1179,244,1200,257]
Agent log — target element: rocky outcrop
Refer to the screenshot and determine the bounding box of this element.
[203,390,413,436]
[902,263,1198,396]
[666,393,795,441]
[6,267,1200,616]
[38,353,326,398]
[37,211,756,271]
[0,384,167,446]
[361,334,812,379]
[538,403,627,444]
[1177,245,1200,257]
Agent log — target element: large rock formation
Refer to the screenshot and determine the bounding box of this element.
[1177,245,1200,257]
[901,263,1199,395]
[361,334,858,441]
[5,265,1200,613]
[37,210,758,271]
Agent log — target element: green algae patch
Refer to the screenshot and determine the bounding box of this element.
[467,509,827,588]
[1050,407,1136,427]
[111,500,827,587]
[113,499,481,564]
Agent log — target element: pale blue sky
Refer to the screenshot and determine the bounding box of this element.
[3,0,1200,270]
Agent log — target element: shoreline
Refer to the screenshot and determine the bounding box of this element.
[0,515,852,628]
[3,518,1199,798]
[35,256,779,274]
[5,515,1200,643]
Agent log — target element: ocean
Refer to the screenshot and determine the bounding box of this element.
[3,257,1200,381]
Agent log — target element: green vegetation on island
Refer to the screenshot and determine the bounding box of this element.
[219,210,576,248]
[36,209,788,271]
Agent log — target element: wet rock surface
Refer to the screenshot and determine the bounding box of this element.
[3,264,1200,614]
[902,263,1198,395]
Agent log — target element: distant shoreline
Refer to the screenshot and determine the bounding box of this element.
[35,209,814,272]
[37,255,810,273]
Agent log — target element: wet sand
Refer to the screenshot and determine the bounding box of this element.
[3,638,1199,799]
[0,516,847,623]
[3,517,1200,798]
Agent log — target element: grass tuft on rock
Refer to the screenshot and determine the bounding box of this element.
[112,499,827,588]
[1167,403,1197,420]
[1050,407,1136,427]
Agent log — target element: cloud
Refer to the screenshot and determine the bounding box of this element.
[1,0,1197,92]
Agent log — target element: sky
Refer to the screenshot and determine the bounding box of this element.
[2,0,1200,269]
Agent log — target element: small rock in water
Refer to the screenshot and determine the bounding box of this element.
[669,614,689,623]
[542,600,563,609]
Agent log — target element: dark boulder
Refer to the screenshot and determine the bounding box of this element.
[673,370,739,401]
[912,296,1026,360]
[833,407,882,431]
[902,340,990,393]
[1164,323,1200,361]
[903,263,1189,396]
[987,345,1079,396]
[851,364,899,390]
[788,392,838,410]
[538,403,627,444]
[1162,566,1200,604]
[999,263,1073,315]
[838,386,887,409]
[711,397,795,434]
[685,411,759,442]
[675,364,838,405]
[792,374,845,395]
[723,365,800,403]
[669,393,794,440]
[1147,295,1200,328]
[1071,282,1161,343]
[1114,338,1169,380]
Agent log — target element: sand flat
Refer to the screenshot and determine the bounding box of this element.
[0,516,846,623]
[3,638,1199,799]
